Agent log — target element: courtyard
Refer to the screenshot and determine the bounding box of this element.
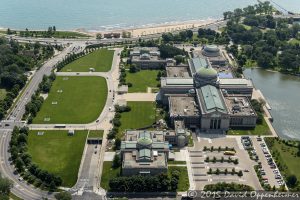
[118,101,157,138]
[126,70,160,93]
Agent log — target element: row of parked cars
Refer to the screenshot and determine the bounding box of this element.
[259,139,285,187]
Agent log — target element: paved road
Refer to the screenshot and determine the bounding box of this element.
[0,43,86,200]
[0,19,228,199]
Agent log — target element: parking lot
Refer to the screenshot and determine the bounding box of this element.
[188,135,262,190]
[252,137,286,188]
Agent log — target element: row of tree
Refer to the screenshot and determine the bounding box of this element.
[109,168,182,192]
[107,105,131,149]
[264,138,300,191]
[18,26,57,38]
[23,73,56,123]
[0,37,54,120]
[203,182,254,191]
[9,127,62,191]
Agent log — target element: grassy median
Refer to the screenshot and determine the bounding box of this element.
[61,48,114,72]
[33,76,107,124]
[28,130,88,187]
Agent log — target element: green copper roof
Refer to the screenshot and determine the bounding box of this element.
[139,149,151,160]
[204,45,219,52]
[200,85,226,113]
[197,66,218,77]
[137,131,152,146]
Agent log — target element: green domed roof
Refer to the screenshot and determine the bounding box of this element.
[197,67,218,77]
[137,137,152,146]
[204,45,219,52]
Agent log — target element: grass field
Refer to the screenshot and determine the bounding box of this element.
[33,76,107,124]
[126,70,160,93]
[61,49,114,72]
[88,130,104,138]
[28,130,88,187]
[227,118,271,136]
[118,102,156,137]
[0,88,7,101]
[100,161,120,190]
[265,138,300,188]
[168,166,189,191]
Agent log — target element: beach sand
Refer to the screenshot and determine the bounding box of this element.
[75,18,219,38]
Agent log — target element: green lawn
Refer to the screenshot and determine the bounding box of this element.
[126,70,160,93]
[227,118,271,136]
[118,102,156,138]
[100,161,121,190]
[168,161,187,165]
[33,76,107,124]
[61,49,114,72]
[28,130,88,187]
[15,30,90,38]
[0,88,7,101]
[88,130,104,138]
[168,166,189,191]
[265,138,300,187]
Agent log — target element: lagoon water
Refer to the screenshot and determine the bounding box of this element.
[244,69,300,140]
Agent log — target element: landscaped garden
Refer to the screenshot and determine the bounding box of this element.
[28,130,88,187]
[119,101,156,134]
[33,76,107,124]
[61,48,114,72]
[126,70,160,93]
[227,118,271,136]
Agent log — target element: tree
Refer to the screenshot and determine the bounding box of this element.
[96,33,102,40]
[0,173,13,198]
[129,64,138,73]
[112,154,121,169]
[55,191,72,200]
[286,175,297,187]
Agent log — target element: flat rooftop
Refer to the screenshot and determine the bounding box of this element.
[224,96,256,116]
[123,150,167,169]
[219,78,253,87]
[166,66,191,78]
[125,130,165,143]
[169,96,199,117]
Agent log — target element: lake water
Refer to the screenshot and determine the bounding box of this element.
[0,0,285,31]
[244,69,300,140]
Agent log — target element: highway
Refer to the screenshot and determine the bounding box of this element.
[0,43,86,200]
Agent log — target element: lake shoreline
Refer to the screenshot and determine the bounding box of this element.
[0,18,221,38]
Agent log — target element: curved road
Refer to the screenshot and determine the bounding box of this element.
[0,19,227,199]
[0,43,86,200]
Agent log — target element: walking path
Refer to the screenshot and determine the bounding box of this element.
[119,93,157,102]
